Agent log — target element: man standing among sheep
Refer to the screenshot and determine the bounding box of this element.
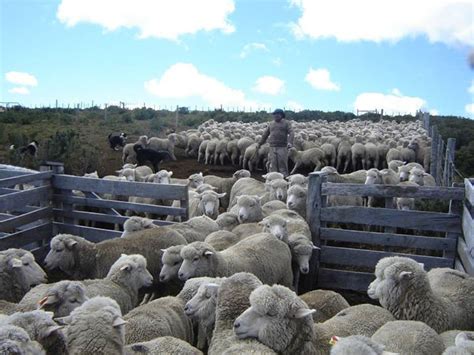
[257,109,294,177]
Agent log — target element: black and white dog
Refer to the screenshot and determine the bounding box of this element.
[108,132,127,150]
[10,140,39,157]
[133,144,172,172]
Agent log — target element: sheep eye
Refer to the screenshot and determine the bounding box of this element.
[173,261,180,266]
[70,299,78,303]
[193,257,199,262]
[56,248,63,252]
[23,262,30,266]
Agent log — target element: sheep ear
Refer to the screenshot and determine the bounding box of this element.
[168,171,173,176]
[116,169,124,174]
[161,249,167,253]
[120,264,132,271]
[38,295,59,308]
[121,253,128,257]
[199,172,203,177]
[262,174,268,179]
[43,325,63,337]
[204,250,214,257]
[292,308,316,319]
[417,262,425,270]
[113,317,127,327]
[65,239,78,249]
[10,258,23,268]
[53,316,70,325]
[205,283,220,291]
[131,344,149,352]
[217,193,226,198]
[398,271,413,280]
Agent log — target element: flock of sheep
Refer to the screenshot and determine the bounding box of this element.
[1,117,472,354]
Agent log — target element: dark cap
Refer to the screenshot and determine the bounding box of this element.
[272,108,285,118]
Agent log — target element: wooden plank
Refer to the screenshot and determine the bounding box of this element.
[53,175,188,200]
[0,207,52,232]
[0,170,34,179]
[0,186,51,212]
[320,206,461,233]
[455,258,466,273]
[83,191,120,216]
[463,205,474,251]
[320,228,456,251]
[54,209,173,226]
[444,197,462,262]
[430,126,438,180]
[322,183,464,200]
[0,222,53,250]
[54,194,187,217]
[318,268,374,292]
[457,237,474,275]
[320,245,454,269]
[54,222,122,242]
[0,171,52,188]
[301,172,324,293]
[466,179,474,207]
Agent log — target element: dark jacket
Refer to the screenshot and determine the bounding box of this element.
[259,119,294,147]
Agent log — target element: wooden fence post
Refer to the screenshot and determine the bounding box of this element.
[430,126,438,182]
[437,135,444,186]
[300,172,324,293]
[445,138,456,187]
[423,112,430,131]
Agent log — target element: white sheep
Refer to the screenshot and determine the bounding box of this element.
[232,195,264,223]
[204,230,245,251]
[227,177,266,209]
[397,162,424,181]
[288,147,325,173]
[286,173,308,187]
[261,200,287,216]
[117,166,153,182]
[299,289,350,323]
[147,135,177,160]
[215,212,240,231]
[178,233,293,288]
[125,336,203,355]
[267,178,288,202]
[121,216,158,238]
[0,324,45,355]
[409,167,436,186]
[443,332,474,354]
[203,169,250,209]
[286,184,307,219]
[159,245,186,283]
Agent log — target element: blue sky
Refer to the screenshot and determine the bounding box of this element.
[1,0,473,117]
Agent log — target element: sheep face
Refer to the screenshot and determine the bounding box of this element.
[268,179,288,202]
[152,170,172,184]
[198,192,225,220]
[184,282,219,319]
[286,174,308,188]
[236,195,262,223]
[365,169,382,185]
[159,246,184,282]
[260,216,287,241]
[288,235,317,274]
[286,186,306,211]
[398,166,410,181]
[234,284,315,352]
[107,254,153,290]
[123,216,155,235]
[44,235,78,274]
[396,197,414,211]
[178,243,216,281]
[117,168,135,182]
[84,171,99,178]
[408,168,425,185]
[38,281,88,317]
[188,173,204,188]
[233,169,251,180]
[3,250,47,288]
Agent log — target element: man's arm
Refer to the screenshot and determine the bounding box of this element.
[258,124,270,146]
[287,121,294,147]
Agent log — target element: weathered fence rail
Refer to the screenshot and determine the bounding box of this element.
[303,171,467,293]
[456,178,474,275]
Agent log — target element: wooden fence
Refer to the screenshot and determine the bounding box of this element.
[303,171,467,293]
[0,163,189,255]
[456,178,474,275]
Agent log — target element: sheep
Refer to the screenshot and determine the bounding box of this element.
[203,169,250,209]
[262,172,285,188]
[125,336,203,355]
[287,147,325,173]
[44,229,186,284]
[261,200,287,216]
[122,136,148,164]
[226,138,240,166]
[205,137,219,165]
[0,300,18,315]
[267,178,288,202]
[160,245,185,283]
[178,233,293,288]
[58,296,126,354]
[386,147,401,164]
[371,320,445,355]
[400,140,416,162]
[227,177,266,209]
[377,142,390,169]
[260,209,311,240]
[108,132,127,150]
[286,184,307,219]
[0,324,45,355]
[320,166,368,184]
[286,173,308,187]
[133,144,173,172]
[186,134,203,157]
[0,249,47,302]
[204,230,244,251]
[336,138,352,173]
[397,162,424,181]
[18,280,87,317]
[443,332,474,355]
[0,310,66,355]
[329,335,385,355]
[208,272,275,355]
[299,289,350,323]
[117,165,153,182]
[321,142,337,167]
[234,285,394,355]
[147,135,177,160]
[169,132,188,149]
[214,137,230,165]
[237,137,254,166]
[189,190,226,220]
[351,140,366,170]
[185,280,223,347]
[231,222,262,239]
[242,143,261,172]
[371,257,474,332]
[123,296,194,344]
[215,212,240,231]
[364,141,378,169]
[197,138,210,163]
[409,167,436,186]
[167,215,220,243]
[232,195,264,223]
[121,216,158,238]
[388,159,405,172]
[171,172,204,187]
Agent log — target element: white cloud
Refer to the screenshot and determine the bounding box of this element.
[305,68,340,91]
[8,87,30,95]
[429,109,439,116]
[466,103,474,115]
[57,0,235,40]
[253,76,285,95]
[286,100,304,112]
[5,72,38,86]
[354,92,426,115]
[240,42,268,58]
[391,88,403,96]
[290,0,473,46]
[145,62,262,108]
[468,80,474,94]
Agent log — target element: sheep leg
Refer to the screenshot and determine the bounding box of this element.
[290,162,300,174]
[361,158,366,170]
[336,156,342,172]
[343,159,350,173]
